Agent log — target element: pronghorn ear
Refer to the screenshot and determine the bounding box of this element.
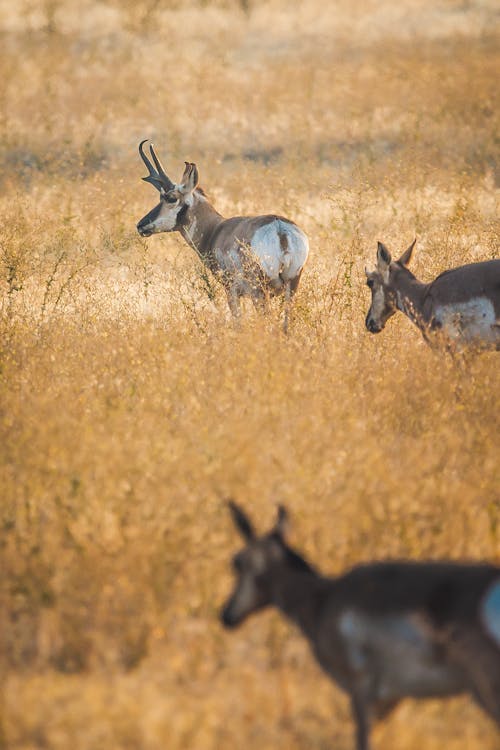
[178,162,199,194]
[377,242,391,267]
[227,500,255,541]
[377,242,391,281]
[397,238,417,268]
[274,505,289,538]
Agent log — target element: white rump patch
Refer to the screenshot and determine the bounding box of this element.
[482,579,500,646]
[434,297,499,346]
[250,220,309,282]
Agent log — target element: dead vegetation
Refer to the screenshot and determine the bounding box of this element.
[0,0,499,748]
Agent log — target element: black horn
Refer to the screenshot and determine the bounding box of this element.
[138,139,172,191]
[149,143,174,190]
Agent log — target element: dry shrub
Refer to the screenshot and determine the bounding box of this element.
[0,0,499,748]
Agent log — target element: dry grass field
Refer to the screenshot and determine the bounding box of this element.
[1,0,499,748]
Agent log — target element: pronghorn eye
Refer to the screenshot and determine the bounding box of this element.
[367,278,374,289]
[164,193,177,204]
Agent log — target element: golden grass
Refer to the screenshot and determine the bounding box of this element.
[0,1,499,748]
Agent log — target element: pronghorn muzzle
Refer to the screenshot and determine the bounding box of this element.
[137,203,163,237]
[365,312,383,333]
[220,598,241,628]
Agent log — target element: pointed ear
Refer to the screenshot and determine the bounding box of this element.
[397,238,417,267]
[227,500,255,541]
[377,241,391,281]
[178,162,199,195]
[274,505,289,538]
[377,241,391,267]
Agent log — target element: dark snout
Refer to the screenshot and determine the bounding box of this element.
[137,203,161,237]
[137,216,153,237]
[365,312,382,334]
[220,601,240,629]
[137,223,152,237]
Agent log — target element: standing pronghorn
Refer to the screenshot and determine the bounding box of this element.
[365,239,500,350]
[136,141,309,331]
[221,502,500,750]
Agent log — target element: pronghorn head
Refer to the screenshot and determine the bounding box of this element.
[136,140,200,237]
[365,239,417,333]
[221,501,310,628]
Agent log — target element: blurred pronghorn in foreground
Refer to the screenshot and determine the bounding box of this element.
[221,502,500,750]
[136,141,309,331]
[365,239,500,351]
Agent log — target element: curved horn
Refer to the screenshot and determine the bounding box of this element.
[138,139,163,191]
[149,143,174,190]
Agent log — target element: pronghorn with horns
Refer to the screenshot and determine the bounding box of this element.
[136,141,309,331]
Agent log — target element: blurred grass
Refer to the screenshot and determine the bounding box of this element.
[0,0,499,748]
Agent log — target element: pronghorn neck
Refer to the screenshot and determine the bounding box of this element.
[179,191,224,268]
[271,551,325,638]
[392,266,430,331]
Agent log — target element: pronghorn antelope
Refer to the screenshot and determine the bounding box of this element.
[365,239,500,350]
[221,502,500,750]
[136,141,309,331]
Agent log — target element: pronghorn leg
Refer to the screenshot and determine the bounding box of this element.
[449,348,473,403]
[282,270,302,334]
[251,291,269,315]
[447,628,500,726]
[283,279,291,335]
[289,268,303,297]
[350,693,372,750]
[226,285,241,322]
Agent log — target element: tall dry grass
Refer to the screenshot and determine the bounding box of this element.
[0,0,499,748]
